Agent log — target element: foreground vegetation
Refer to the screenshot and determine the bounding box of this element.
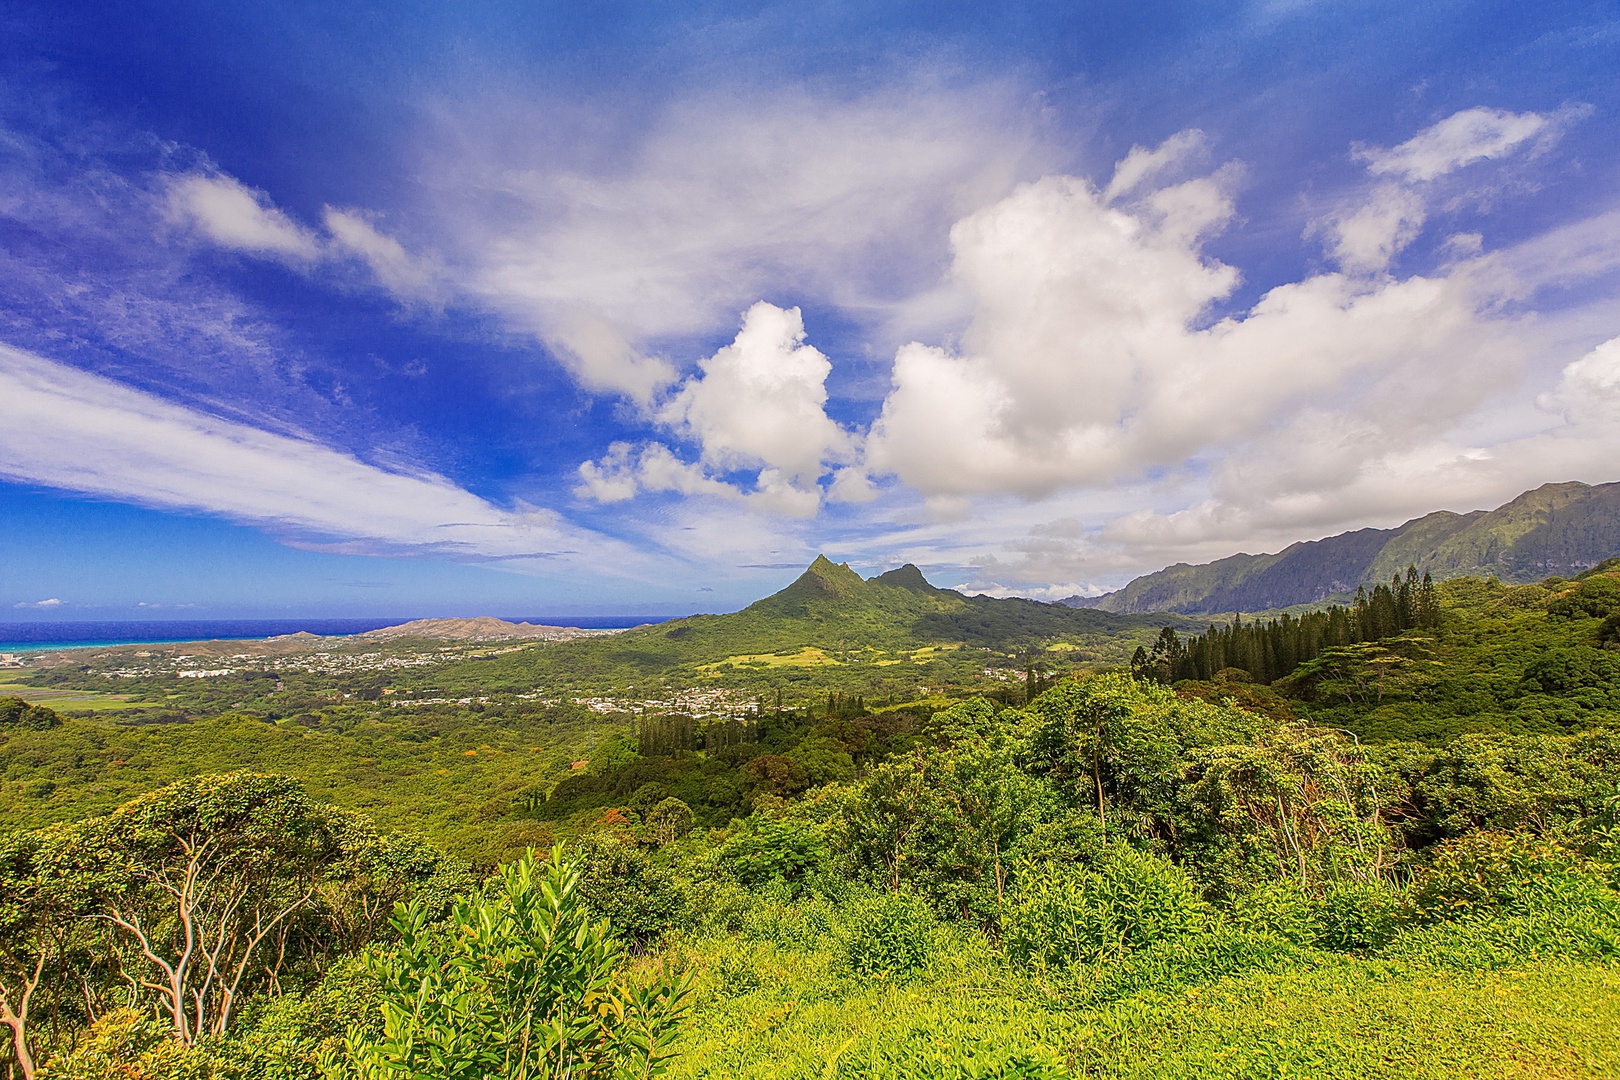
[2,564,1619,1077]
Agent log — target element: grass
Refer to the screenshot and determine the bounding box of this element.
[0,682,142,711]
[664,942,1620,1080]
[698,648,841,672]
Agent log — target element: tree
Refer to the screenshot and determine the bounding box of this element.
[338,847,691,1080]
[59,773,372,1044]
[641,798,695,846]
[833,752,941,894]
[743,754,809,799]
[0,829,90,1080]
[785,735,855,787]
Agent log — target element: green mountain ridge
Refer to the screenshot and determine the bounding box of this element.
[514,556,1184,686]
[1066,480,1620,615]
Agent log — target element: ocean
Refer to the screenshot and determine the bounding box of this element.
[0,616,669,653]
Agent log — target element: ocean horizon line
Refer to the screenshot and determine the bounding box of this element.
[0,615,676,654]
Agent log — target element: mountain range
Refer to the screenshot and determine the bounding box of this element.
[1062,481,1620,615]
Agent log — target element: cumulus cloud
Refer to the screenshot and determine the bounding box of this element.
[168,174,322,263]
[576,303,855,516]
[13,598,63,609]
[845,110,1620,592]
[0,342,641,569]
[576,442,736,504]
[659,303,853,486]
[865,167,1250,496]
[861,114,1594,511]
[1543,335,1620,423]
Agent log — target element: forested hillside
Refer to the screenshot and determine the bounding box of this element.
[1067,481,1620,614]
[3,563,1619,1078]
[511,556,1181,685]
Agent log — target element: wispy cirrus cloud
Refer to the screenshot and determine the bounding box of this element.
[0,342,646,573]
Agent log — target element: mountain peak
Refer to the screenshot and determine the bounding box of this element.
[870,563,938,592]
[785,555,866,599]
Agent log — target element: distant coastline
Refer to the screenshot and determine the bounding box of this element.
[0,616,672,653]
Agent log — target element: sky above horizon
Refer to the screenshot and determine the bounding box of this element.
[2,0,1619,619]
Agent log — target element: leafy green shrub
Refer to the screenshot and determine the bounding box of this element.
[574,833,687,947]
[1075,922,1305,1005]
[334,847,692,1080]
[1411,831,1614,921]
[837,887,938,979]
[40,1007,212,1080]
[716,816,828,887]
[1310,879,1405,950]
[1227,879,1317,945]
[1382,899,1620,969]
[1002,845,1207,968]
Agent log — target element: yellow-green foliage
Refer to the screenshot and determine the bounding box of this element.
[664,937,1620,1080]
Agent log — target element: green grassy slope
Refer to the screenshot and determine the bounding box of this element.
[667,949,1620,1080]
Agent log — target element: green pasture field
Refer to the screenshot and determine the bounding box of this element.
[0,681,142,711]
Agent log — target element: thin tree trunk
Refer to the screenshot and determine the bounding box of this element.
[0,952,45,1080]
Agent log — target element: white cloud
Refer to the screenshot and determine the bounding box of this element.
[1543,335,1620,423]
[846,109,1620,589]
[117,101,1619,594]
[1104,130,1207,203]
[865,167,1256,496]
[168,174,322,263]
[169,175,444,306]
[1321,183,1427,273]
[659,302,853,487]
[1319,106,1580,274]
[1356,107,1550,182]
[575,441,738,504]
[13,598,63,609]
[576,303,856,516]
[406,84,1049,400]
[0,342,643,570]
[323,207,441,300]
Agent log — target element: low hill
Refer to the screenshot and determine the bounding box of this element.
[360,617,626,643]
[1066,480,1620,615]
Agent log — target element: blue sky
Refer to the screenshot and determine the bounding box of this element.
[2,0,1619,618]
